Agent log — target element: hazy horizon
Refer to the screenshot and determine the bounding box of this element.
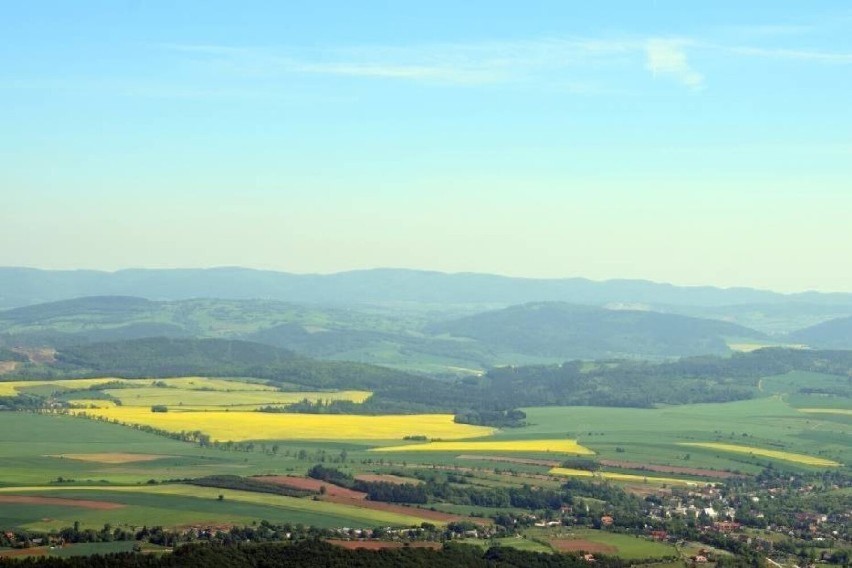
[3,263,851,296]
[3,1,851,293]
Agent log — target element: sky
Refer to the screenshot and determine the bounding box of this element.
[2,1,851,293]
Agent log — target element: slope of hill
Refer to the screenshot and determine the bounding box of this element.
[788,316,852,349]
[429,302,768,359]
[14,337,421,392]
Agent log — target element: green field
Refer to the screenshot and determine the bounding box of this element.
[492,395,849,473]
[525,527,677,560]
[0,484,432,532]
[0,369,848,541]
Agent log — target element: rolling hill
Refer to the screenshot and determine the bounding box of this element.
[788,315,852,349]
[428,302,768,359]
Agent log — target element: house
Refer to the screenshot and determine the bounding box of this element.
[650,530,668,541]
[600,516,614,527]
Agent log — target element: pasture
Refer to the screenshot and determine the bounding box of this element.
[528,527,676,560]
[493,394,850,472]
[0,484,431,531]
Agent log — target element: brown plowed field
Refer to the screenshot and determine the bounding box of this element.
[327,539,442,550]
[0,547,49,558]
[0,495,125,510]
[550,539,617,554]
[354,474,423,485]
[598,460,743,479]
[253,476,365,499]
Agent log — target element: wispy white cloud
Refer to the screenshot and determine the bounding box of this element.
[723,45,852,63]
[645,39,704,89]
[161,38,639,87]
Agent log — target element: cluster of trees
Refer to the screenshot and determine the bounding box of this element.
[454,409,527,428]
[308,465,566,509]
[0,393,50,411]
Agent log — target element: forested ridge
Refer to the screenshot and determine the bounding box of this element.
[0,539,637,568]
[3,339,850,415]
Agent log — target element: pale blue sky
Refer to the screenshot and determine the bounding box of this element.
[2,1,851,292]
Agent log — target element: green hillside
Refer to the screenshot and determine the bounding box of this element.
[428,302,767,358]
[789,315,852,349]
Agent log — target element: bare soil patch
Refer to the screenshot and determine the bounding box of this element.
[327,539,442,550]
[0,495,125,510]
[457,454,561,467]
[550,539,617,554]
[49,453,172,464]
[253,476,366,499]
[598,460,743,479]
[14,347,57,364]
[0,361,18,374]
[354,474,423,485]
[0,547,49,558]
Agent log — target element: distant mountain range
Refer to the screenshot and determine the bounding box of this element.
[3,267,852,338]
[3,267,851,310]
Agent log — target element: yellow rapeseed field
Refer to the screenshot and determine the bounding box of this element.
[71,407,493,442]
[372,439,594,455]
[105,387,372,407]
[679,443,841,467]
[549,467,708,486]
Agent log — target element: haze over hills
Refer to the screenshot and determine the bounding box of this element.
[0,293,839,374]
[788,315,852,350]
[3,267,852,336]
[3,267,852,309]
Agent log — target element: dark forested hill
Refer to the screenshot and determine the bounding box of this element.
[428,302,767,358]
[788,315,852,349]
[14,337,421,391]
